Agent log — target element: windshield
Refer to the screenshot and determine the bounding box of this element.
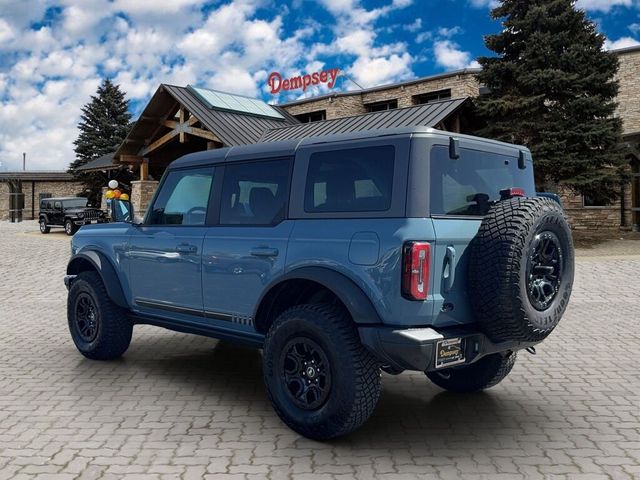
[63,198,88,209]
[430,145,535,216]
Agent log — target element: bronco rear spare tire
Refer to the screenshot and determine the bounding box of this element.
[469,197,574,342]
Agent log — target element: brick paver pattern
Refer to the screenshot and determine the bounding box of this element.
[0,221,639,480]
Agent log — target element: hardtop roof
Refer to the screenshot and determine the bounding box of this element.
[168,126,531,170]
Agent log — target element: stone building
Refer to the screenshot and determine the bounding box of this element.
[279,47,640,230]
[0,171,84,221]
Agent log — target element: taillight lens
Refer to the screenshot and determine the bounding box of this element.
[402,241,431,300]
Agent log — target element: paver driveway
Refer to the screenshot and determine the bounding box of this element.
[0,221,639,480]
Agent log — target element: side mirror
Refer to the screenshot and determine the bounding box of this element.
[109,198,135,223]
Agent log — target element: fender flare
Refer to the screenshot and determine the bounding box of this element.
[255,266,382,326]
[67,251,128,309]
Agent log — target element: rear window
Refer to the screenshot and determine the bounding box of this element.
[304,146,394,213]
[430,145,535,216]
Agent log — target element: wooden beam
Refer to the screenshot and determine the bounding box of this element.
[179,108,185,143]
[185,126,221,143]
[141,129,179,156]
[139,159,149,181]
[188,115,199,126]
[119,155,144,164]
[162,120,179,129]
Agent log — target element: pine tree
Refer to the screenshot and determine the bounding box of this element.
[69,79,131,197]
[475,0,626,199]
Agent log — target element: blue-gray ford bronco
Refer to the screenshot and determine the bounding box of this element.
[65,127,574,439]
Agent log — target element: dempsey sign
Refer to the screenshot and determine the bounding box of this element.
[267,68,340,94]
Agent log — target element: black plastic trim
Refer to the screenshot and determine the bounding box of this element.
[130,313,264,348]
[66,251,128,309]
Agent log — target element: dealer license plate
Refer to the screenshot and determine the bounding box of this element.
[435,338,465,369]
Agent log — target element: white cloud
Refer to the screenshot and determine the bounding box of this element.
[629,23,640,35]
[576,0,633,13]
[437,26,463,38]
[433,40,479,70]
[0,0,418,170]
[468,0,499,8]
[604,36,640,50]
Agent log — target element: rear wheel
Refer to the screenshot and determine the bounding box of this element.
[64,218,77,236]
[426,352,517,393]
[263,304,381,440]
[67,271,132,360]
[39,218,50,234]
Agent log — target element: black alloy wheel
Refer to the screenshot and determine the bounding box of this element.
[74,293,99,342]
[281,337,332,410]
[526,231,563,311]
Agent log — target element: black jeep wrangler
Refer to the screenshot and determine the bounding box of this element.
[39,197,106,235]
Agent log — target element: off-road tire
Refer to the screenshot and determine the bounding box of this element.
[39,218,50,234]
[469,197,574,342]
[263,304,381,440]
[64,218,77,236]
[426,352,517,393]
[67,271,132,360]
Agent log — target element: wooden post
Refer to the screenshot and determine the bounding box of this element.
[140,159,149,181]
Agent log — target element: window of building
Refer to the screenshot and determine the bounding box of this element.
[365,99,398,112]
[294,110,326,123]
[583,193,612,208]
[413,89,452,105]
[149,167,214,225]
[220,159,291,225]
[304,146,395,213]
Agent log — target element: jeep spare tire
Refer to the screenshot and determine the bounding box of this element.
[469,197,574,342]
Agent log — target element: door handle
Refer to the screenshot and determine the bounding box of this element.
[443,245,456,293]
[176,244,198,254]
[250,247,279,257]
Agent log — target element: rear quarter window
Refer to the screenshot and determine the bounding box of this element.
[304,145,395,213]
[430,145,535,216]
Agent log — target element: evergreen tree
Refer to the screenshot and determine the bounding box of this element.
[475,0,626,199]
[69,79,131,197]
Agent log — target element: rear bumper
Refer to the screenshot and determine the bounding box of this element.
[359,325,539,372]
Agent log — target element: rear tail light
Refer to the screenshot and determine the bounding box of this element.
[402,241,431,301]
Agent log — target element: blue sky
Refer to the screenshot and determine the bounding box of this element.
[0,0,638,170]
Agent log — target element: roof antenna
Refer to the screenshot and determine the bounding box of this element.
[339,71,364,90]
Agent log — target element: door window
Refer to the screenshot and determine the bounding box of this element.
[304,146,395,213]
[219,159,291,225]
[149,167,214,225]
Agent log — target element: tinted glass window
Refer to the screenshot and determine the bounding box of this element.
[430,145,535,216]
[220,159,291,225]
[63,198,88,208]
[150,167,214,225]
[54,201,62,209]
[305,146,395,213]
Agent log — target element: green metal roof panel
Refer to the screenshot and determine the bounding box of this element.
[188,85,284,120]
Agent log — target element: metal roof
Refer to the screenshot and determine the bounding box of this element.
[114,85,297,160]
[75,152,118,172]
[0,171,75,181]
[261,97,469,142]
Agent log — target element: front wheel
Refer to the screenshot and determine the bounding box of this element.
[64,219,77,236]
[67,271,132,360]
[426,352,517,393]
[263,304,381,440]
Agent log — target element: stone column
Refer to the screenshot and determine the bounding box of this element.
[0,183,10,220]
[131,180,159,219]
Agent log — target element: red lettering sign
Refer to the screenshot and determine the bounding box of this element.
[268,68,340,94]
